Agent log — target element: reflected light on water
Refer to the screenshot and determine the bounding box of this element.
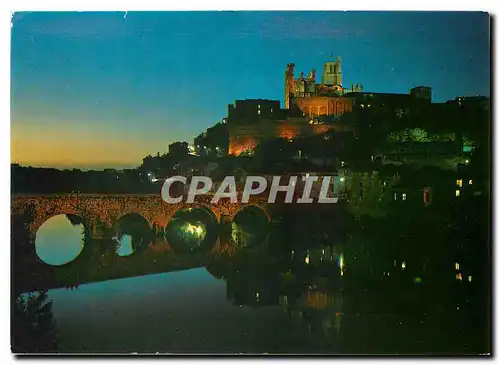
[339,253,345,275]
[184,223,205,238]
[35,215,84,266]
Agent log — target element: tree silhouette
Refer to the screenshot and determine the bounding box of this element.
[254,137,297,170]
[346,171,396,217]
[12,290,57,353]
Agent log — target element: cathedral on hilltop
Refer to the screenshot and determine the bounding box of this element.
[226,56,433,156]
[227,57,363,155]
[284,57,363,118]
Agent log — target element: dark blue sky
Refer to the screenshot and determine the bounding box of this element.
[11,11,490,169]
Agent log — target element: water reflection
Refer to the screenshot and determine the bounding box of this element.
[23,266,344,353]
[14,196,490,354]
[15,247,489,354]
[116,234,134,257]
[35,214,85,266]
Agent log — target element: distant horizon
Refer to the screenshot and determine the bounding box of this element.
[11,161,140,171]
[11,11,490,168]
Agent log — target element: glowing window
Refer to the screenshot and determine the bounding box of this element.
[423,188,430,204]
[257,110,261,115]
[456,190,460,197]
[469,180,473,185]
[455,262,460,270]
[258,104,261,109]
[456,179,463,187]
[468,276,472,282]
[402,193,407,201]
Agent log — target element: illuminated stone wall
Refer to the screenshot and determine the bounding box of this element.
[294,96,353,119]
[229,118,328,155]
[228,116,349,155]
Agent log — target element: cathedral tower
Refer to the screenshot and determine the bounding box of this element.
[284,63,295,109]
[322,57,342,86]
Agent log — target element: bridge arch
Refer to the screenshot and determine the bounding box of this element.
[183,204,219,224]
[32,209,89,236]
[231,205,271,248]
[113,211,154,229]
[112,212,154,255]
[231,202,272,223]
[165,206,219,254]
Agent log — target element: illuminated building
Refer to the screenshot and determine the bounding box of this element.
[284,58,360,118]
[423,187,431,205]
[227,98,351,155]
[227,57,439,156]
[226,58,364,155]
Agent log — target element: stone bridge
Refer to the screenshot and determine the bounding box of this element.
[11,193,276,294]
[11,193,273,236]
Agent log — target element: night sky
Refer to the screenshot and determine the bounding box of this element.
[11,11,490,169]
